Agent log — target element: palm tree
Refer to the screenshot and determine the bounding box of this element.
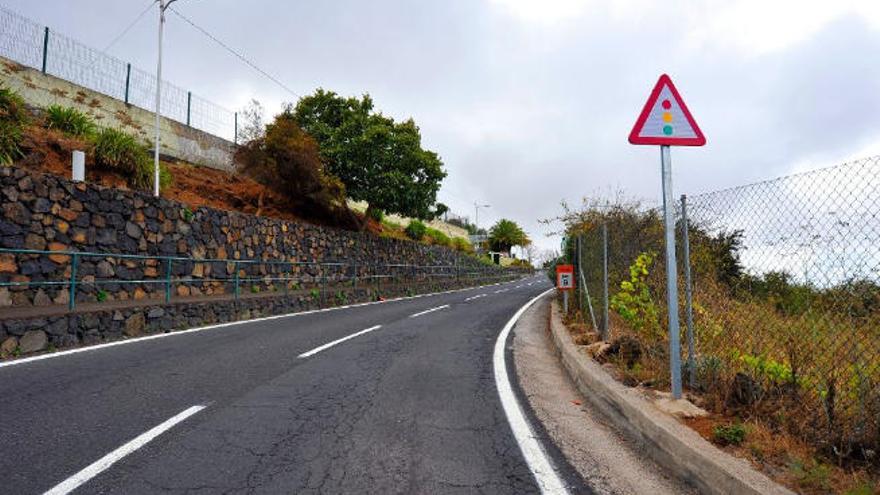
[488,219,530,256]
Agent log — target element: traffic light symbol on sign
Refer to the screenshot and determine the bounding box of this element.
[628,74,705,146]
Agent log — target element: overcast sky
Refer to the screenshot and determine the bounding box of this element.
[5,0,880,253]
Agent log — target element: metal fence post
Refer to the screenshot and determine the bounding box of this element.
[602,222,610,341]
[68,252,78,311]
[681,194,696,389]
[124,63,131,104]
[186,91,192,127]
[576,235,583,311]
[41,26,49,73]
[164,258,172,304]
[233,261,240,300]
[320,264,326,306]
[352,260,358,292]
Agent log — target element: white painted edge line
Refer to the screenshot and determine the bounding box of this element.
[297,325,382,359]
[44,404,207,495]
[0,277,527,369]
[464,294,486,302]
[408,304,450,318]
[493,288,569,494]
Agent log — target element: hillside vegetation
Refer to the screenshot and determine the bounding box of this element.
[0,83,477,253]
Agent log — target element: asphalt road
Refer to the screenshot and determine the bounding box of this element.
[0,274,581,494]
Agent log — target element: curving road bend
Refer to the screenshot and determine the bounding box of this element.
[1,274,594,494]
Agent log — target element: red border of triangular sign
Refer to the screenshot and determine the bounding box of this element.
[628,74,706,146]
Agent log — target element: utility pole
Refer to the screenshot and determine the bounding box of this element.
[153,0,178,197]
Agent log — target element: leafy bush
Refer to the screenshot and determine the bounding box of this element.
[425,227,451,246]
[367,207,384,222]
[92,128,170,190]
[0,84,29,165]
[712,423,746,446]
[788,457,832,491]
[45,105,97,138]
[235,111,358,229]
[405,220,427,241]
[452,237,473,253]
[610,252,661,339]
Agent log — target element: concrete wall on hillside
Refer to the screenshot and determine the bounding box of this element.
[0,166,496,310]
[0,56,235,171]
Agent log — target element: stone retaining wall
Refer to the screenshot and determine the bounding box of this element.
[0,274,517,357]
[0,164,505,321]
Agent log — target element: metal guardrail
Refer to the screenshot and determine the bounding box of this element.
[0,247,522,312]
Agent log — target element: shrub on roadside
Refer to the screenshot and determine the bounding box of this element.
[452,237,473,253]
[367,208,384,222]
[405,220,427,241]
[712,422,747,446]
[45,105,97,138]
[92,127,170,190]
[425,227,451,247]
[0,84,29,165]
[235,111,359,229]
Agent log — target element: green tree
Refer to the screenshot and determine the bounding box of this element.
[292,89,447,226]
[488,219,530,255]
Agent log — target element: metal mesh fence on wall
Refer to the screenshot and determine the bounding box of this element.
[0,6,236,141]
[572,156,880,459]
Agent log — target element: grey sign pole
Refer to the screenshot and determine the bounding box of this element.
[660,145,683,399]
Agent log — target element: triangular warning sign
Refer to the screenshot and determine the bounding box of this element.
[629,74,706,146]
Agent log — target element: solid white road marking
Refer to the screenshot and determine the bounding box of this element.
[44,405,207,495]
[408,304,450,318]
[297,325,383,358]
[493,288,569,494]
[464,294,487,302]
[0,279,521,369]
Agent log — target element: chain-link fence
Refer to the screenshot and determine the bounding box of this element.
[0,6,237,141]
[569,156,880,463]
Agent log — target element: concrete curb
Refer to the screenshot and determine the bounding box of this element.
[546,298,794,495]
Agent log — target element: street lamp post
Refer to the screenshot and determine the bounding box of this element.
[474,202,490,252]
[474,201,490,234]
[152,0,178,197]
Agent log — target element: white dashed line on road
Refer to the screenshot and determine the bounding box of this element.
[298,325,383,358]
[45,405,207,495]
[408,304,450,318]
[495,288,510,294]
[464,294,487,302]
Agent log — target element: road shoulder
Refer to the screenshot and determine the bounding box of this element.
[512,293,694,495]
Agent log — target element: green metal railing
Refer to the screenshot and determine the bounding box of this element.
[0,247,523,312]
